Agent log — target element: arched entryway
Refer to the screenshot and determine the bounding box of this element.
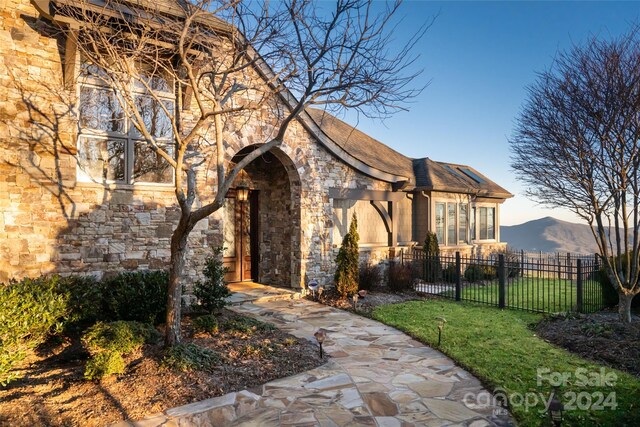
[223,146,301,288]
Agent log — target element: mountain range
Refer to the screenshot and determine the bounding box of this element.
[500,216,599,254]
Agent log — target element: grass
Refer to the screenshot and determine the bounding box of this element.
[438,276,605,313]
[372,299,640,426]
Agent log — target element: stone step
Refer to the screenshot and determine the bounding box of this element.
[226,289,303,306]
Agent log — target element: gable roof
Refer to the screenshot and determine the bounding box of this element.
[305,109,415,184]
[307,109,513,199]
[32,0,512,199]
[412,158,513,198]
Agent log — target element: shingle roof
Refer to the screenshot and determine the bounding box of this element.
[412,158,513,198]
[307,108,513,199]
[37,1,512,199]
[305,109,415,183]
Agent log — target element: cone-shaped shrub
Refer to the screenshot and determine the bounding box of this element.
[335,213,359,298]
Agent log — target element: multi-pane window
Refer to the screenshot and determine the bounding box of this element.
[478,206,495,240]
[470,207,476,241]
[458,203,468,244]
[435,202,445,245]
[447,203,456,245]
[77,63,174,184]
[434,201,496,246]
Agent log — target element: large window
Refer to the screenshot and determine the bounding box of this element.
[478,206,495,240]
[435,201,472,246]
[77,63,174,184]
[435,202,445,245]
[458,203,468,244]
[447,203,456,245]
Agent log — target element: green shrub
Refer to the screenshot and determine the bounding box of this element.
[493,249,522,278]
[441,264,458,283]
[388,262,413,292]
[82,321,159,355]
[359,262,382,290]
[423,232,442,282]
[192,314,219,335]
[84,351,126,380]
[222,316,276,334]
[102,270,168,325]
[82,321,159,380]
[193,247,231,313]
[0,276,68,385]
[598,254,640,309]
[55,275,104,328]
[464,264,497,282]
[335,213,359,298]
[163,343,220,372]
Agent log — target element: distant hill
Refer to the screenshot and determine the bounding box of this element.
[500,217,599,254]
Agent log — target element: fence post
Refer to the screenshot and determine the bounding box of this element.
[521,249,525,278]
[455,251,461,301]
[423,251,428,282]
[576,258,583,313]
[498,254,506,308]
[401,248,404,266]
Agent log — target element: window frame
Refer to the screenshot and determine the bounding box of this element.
[433,198,476,247]
[76,62,176,186]
[475,205,497,241]
[435,202,446,246]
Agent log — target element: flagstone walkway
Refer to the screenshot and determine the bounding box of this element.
[119,296,514,427]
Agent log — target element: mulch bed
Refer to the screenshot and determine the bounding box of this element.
[0,310,325,427]
[308,286,425,316]
[536,311,640,377]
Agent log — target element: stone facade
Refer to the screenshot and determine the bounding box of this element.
[0,0,396,289]
[0,0,509,291]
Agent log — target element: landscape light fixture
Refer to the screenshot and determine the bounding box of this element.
[436,317,447,347]
[314,329,327,358]
[308,279,319,299]
[548,389,564,426]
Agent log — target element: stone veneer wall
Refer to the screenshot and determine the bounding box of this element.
[243,153,293,287]
[0,0,394,290]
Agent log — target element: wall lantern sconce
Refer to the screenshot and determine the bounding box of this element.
[314,329,327,358]
[236,169,250,202]
[236,184,249,202]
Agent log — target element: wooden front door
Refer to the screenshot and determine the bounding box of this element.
[223,191,258,282]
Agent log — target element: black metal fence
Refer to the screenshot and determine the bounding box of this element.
[401,248,607,314]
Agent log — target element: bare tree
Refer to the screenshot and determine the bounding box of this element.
[510,29,640,322]
[41,0,429,344]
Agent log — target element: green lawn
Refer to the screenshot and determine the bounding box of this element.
[373,300,640,426]
[439,277,605,313]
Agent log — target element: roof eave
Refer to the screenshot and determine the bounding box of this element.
[298,109,412,184]
[414,186,513,200]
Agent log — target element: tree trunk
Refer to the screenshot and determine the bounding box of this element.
[165,221,190,347]
[618,292,635,323]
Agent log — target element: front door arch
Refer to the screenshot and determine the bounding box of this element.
[225,146,301,288]
[223,189,258,283]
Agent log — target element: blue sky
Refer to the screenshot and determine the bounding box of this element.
[340,1,640,226]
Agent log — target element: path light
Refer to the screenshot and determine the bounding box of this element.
[314,329,327,358]
[308,279,319,299]
[352,293,359,311]
[436,317,447,347]
[548,388,564,426]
